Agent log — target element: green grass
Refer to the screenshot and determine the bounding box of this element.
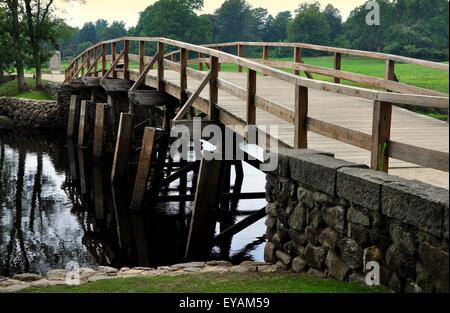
[423,112,448,121]
[23,272,388,293]
[0,78,54,100]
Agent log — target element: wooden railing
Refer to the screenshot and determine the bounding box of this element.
[64,37,450,173]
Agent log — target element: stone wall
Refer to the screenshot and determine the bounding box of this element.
[0,84,71,129]
[263,149,449,293]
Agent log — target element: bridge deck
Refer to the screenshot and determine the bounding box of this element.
[41,71,449,188]
[160,70,449,189]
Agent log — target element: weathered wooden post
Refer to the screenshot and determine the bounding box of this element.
[157,42,165,91]
[294,85,308,149]
[131,127,156,210]
[198,52,203,71]
[124,39,130,80]
[67,95,80,139]
[209,56,219,120]
[371,100,392,172]
[180,48,188,105]
[93,165,105,219]
[237,44,243,72]
[93,103,107,158]
[111,113,134,182]
[246,69,257,140]
[111,42,117,78]
[185,155,225,260]
[101,44,107,76]
[262,46,269,76]
[77,100,91,146]
[294,47,301,76]
[334,52,342,84]
[139,40,145,74]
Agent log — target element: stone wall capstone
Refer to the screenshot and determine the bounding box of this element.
[264,148,449,293]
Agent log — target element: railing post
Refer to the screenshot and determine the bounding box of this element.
[157,41,165,91]
[263,46,269,76]
[94,48,99,77]
[384,60,396,91]
[198,52,203,71]
[217,47,221,72]
[209,56,219,120]
[371,100,392,172]
[86,51,91,76]
[101,44,107,76]
[124,40,130,80]
[246,69,257,126]
[294,47,301,76]
[294,85,308,149]
[180,48,188,105]
[237,44,243,72]
[334,52,342,84]
[111,42,117,78]
[139,40,145,73]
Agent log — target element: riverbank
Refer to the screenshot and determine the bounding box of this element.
[0,261,387,293]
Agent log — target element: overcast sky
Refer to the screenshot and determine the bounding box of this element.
[56,0,368,28]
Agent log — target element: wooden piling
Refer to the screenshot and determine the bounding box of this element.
[131,127,156,210]
[78,100,91,146]
[93,103,106,158]
[67,95,80,138]
[185,155,224,260]
[111,113,134,182]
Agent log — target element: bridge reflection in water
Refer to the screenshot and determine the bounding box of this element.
[0,131,266,277]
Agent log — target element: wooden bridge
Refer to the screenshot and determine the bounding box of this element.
[62,37,449,259]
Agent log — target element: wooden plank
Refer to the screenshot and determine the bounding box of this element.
[157,42,165,91]
[173,71,212,121]
[78,100,89,146]
[307,117,372,151]
[101,44,107,76]
[185,157,224,259]
[237,44,243,72]
[131,127,156,210]
[214,207,266,244]
[111,42,117,78]
[294,85,308,148]
[246,69,257,125]
[129,90,176,107]
[101,78,132,92]
[139,41,145,73]
[81,76,100,87]
[371,101,392,172]
[334,52,342,84]
[93,103,106,158]
[111,113,134,181]
[180,48,188,105]
[129,51,160,91]
[67,95,80,138]
[160,161,200,187]
[198,52,203,71]
[102,50,125,79]
[124,40,130,80]
[389,141,449,172]
[209,56,219,120]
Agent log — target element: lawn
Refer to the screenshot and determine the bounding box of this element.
[0,78,54,100]
[23,272,388,293]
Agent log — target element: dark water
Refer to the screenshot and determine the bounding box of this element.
[0,131,267,277]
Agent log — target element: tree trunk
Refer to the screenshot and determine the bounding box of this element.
[7,0,27,92]
[34,53,43,89]
[16,60,27,92]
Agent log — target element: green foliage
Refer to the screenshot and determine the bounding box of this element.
[0,8,14,76]
[213,0,254,42]
[133,0,211,44]
[288,2,331,46]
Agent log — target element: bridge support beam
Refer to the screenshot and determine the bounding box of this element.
[111,113,134,182]
[93,103,107,158]
[67,95,80,139]
[185,155,225,260]
[131,127,156,210]
[78,100,94,147]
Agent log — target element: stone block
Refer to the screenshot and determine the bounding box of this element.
[325,251,351,281]
[338,238,363,270]
[304,244,327,270]
[276,250,292,265]
[322,206,346,233]
[319,227,340,250]
[417,242,449,293]
[292,257,308,273]
[264,242,277,264]
[381,180,448,237]
[347,205,370,226]
[337,167,404,211]
[288,205,307,232]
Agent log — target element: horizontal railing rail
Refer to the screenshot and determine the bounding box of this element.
[64,37,449,173]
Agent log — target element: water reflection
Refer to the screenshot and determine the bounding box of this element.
[0,131,267,276]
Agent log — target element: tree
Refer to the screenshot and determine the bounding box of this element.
[249,7,270,41]
[79,21,97,44]
[288,2,331,46]
[133,0,211,44]
[94,19,108,40]
[0,8,15,78]
[213,0,254,42]
[0,0,27,92]
[264,11,292,42]
[323,4,342,42]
